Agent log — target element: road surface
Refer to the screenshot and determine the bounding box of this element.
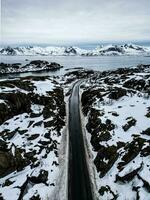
[68,81,93,200]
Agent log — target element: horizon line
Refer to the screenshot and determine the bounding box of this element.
[1,40,150,48]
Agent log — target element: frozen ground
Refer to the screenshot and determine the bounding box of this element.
[81,64,150,200]
[0,62,149,200]
[0,75,72,200]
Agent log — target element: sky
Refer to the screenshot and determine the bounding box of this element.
[1,0,150,46]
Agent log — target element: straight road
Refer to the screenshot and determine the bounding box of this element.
[68,81,93,200]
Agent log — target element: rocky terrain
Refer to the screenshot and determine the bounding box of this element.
[81,64,150,199]
[0,60,150,200]
[0,44,150,56]
[0,75,67,200]
[0,60,63,75]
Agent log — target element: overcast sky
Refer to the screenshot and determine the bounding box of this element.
[1,0,150,45]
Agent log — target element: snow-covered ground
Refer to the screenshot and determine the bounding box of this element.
[80,64,150,200]
[0,76,70,200]
[1,44,150,56]
[0,61,150,200]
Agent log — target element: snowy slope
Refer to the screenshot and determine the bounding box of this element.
[0,76,68,200]
[80,64,150,200]
[0,44,150,56]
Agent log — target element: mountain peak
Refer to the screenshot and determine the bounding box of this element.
[0,44,150,56]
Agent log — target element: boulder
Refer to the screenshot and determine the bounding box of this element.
[141,128,150,136]
[122,117,137,131]
[29,170,48,185]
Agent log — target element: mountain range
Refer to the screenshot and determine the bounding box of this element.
[0,44,150,56]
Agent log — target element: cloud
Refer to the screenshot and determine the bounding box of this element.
[1,0,150,45]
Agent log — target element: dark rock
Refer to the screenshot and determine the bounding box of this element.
[47,62,62,70]
[108,87,127,100]
[14,147,28,171]
[64,47,77,54]
[118,137,145,170]
[0,92,31,125]
[94,145,119,177]
[30,194,41,200]
[115,163,143,183]
[141,146,150,157]
[0,79,34,92]
[123,78,146,91]
[0,146,28,177]
[3,179,14,187]
[27,134,39,140]
[132,186,140,200]
[52,161,59,166]
[29,170,48,185]
[99,185,118,199]
[44,120,55,128]
[0,151,15,177]
[28,120,34,128]
[50,183,55,186]
[122,117,136,131]
[99,131,112,142]
[137,174,150,192]
[18,129,28,135]
[38,140,51,145]
[0,139,7,151]
[101,46,123,53]
[30,112,42,118]
[0,60,63,75]
[141,128,150,136]
[145,110,150,118]
[86,108,101,133]
[29,60,49,66]
[86,108,115,151]
[117,141,125,149]
[24,150,37,163]
[111,111,119,117]
[104,77,120,85]
[81,89,103,115]
[2,129,17,140]
[33,121,43,127]
[44,132,51,139]
[0,47,16,55]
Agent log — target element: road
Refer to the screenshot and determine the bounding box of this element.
[68,81,93,200]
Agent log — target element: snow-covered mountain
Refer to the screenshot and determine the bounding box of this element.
[0,44,150,56]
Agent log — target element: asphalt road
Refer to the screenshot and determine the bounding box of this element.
[68,81,93,200]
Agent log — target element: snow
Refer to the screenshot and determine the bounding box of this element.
[1,44,150,56]
[0,63,149,199]
[32,79,55,96]
[0,99,6,104]
[80,66,150,200]
[97,94,150,145]
[0,76,68,200]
